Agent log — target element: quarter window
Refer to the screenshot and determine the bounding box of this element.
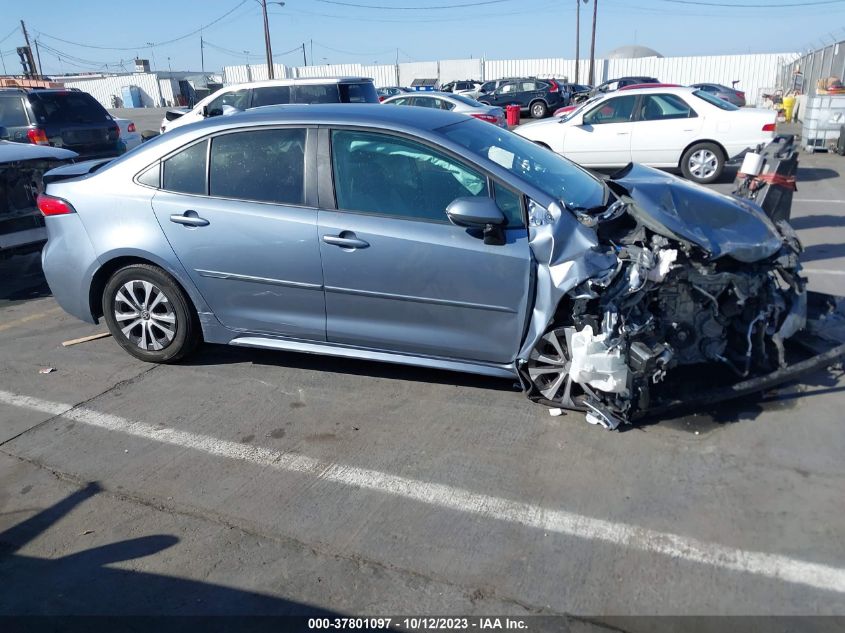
[162,140,208,195]
[209,129,306,205]
[493,182,524,228]
[294,84,340,104]
[331,129,488,222]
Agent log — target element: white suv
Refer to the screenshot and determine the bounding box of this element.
[160,77,378,133]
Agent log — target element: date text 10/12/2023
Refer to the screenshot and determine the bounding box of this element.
[307,617,529,630]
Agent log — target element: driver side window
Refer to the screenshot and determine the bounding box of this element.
[583,95,636,125]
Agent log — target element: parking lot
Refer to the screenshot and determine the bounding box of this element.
[1,146,844,623]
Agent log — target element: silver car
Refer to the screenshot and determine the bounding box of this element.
[382,91,506,127]
[39,104,812,428]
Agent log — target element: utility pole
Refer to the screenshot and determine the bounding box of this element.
[20,20,41,77]
[588,0,598,86]
[261,0,274,79]
[34,40,44,79]
[575,0,582,84]
[200,36,205,73]
[302,43,307,66]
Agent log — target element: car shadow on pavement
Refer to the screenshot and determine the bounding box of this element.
[801,242,845,262]
[790,214,845,230]
[0,482,340,620]
[796,166,839,182]
[0,252,50,304]
[182,344,521,393]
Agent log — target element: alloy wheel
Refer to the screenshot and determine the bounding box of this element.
[113,280,177,351]
[527,329,578,404]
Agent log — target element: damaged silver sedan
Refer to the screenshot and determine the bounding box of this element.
[39,106,844,428]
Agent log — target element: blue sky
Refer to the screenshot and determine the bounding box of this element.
[1,0,842,75]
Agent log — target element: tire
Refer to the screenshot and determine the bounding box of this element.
[680,142,724,184]
[530,100,548,119]
[102,264,200,363]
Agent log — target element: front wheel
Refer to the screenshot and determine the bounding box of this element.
[530,101,548,119]
[102,264,199,363]
[680,142,724,184]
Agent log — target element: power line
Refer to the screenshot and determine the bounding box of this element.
[315,0,513,8]
[0,26,20,46]
[281,1,559,23]
[312,41,396,56]
[36,0,248,51]
[659,0,845,6]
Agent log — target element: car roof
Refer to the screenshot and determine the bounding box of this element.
[597,85,697,97]
[189,103,471,132]
[217,77,374,91]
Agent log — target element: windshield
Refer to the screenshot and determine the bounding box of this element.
[693,89,739,111]
[440,119,606,210]
[561,95,601,121]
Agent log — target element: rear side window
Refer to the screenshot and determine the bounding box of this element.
[30,92,110,125]
[294,84,340,104]
[210,129,305,205]
[639,94,697,120]
[163,140,208,195]
[339,82,378,103]
[251,85,292,108]
[0,96,29,126]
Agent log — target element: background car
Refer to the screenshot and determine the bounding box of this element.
[440,80,482,94]
[588,76,659,98]
[461,78,520,100]
[382,91,506,127]
[516,86,775,183]
[0,87,122,159]
[161,77,379,133]
[112,117,141,151]
[477,78,567,118]
[690,83,747,107]
[377,86,411,102]
[0,139,76,257]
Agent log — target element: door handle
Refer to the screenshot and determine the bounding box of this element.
[322,233,369,249]
[170,211,209,227]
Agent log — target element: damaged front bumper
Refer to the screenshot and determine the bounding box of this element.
[516,165,844,429]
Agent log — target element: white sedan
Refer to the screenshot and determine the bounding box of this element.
[515,86,775,184]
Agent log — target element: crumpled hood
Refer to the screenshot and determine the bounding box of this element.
[610,163,783,263]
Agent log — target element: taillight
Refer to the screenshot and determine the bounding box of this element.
[762,122,776,132]
[27,128,49,145]
[471,113,499,123]
[128,122,136,133]
[548,79,559,93]
[378,96,386,102]
[737,91,745,99]
[112,125,120,138]
[37,194,76,217]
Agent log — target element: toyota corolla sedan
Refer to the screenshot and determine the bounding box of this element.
[38,104,820,428]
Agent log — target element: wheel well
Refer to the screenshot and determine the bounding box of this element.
[529,98,548,109]
[88,256,195,322]
[679,139,727,168]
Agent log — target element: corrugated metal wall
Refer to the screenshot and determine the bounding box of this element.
[484,58,598,84]
[398,62,439,87]
[782,41,845,98]
[61,73,167,108]
[439,59,482,83]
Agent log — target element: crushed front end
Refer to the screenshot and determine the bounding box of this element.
[518,165,843,429]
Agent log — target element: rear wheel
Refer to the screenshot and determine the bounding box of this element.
[530,100,548,119]
[102,264,199,363]
[680,142,724,184]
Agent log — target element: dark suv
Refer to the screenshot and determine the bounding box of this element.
[476,78,566,118]
[589,76,659,97]
[0,88,122,159]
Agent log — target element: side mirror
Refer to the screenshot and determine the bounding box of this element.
[0,126,8,140]
[446,197,507,245]
[201,105,210,118]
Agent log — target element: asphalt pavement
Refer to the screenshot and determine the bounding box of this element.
[0,144,844,625]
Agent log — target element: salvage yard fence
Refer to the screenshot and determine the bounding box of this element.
[778,40,845,98]
[223,52,793,107]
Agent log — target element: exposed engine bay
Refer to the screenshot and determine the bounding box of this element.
[517,163,829,430]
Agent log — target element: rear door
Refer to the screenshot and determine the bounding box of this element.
[151,127,326,339]
[563,94,636,167]
[317,128,531,364]
[630,93,702,166]
[0,94,32,142]
[250,84,292,108]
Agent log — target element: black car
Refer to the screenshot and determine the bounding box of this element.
[0,88,122,160]
[589,76,659,97]
[477,78,566,118]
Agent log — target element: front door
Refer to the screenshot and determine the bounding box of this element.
[563,94,636,167]
[151,127,326,340]
[317,128,531,364]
